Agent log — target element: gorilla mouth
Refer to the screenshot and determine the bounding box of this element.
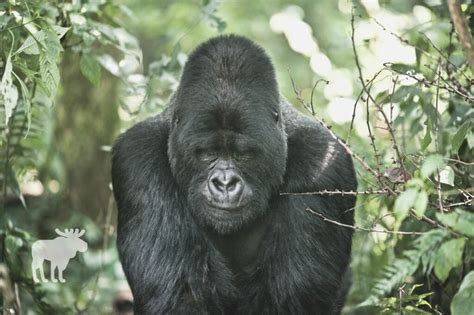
[206,201,246,213]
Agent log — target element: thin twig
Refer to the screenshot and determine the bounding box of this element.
[434,61,446,213]
[306,208,426,235]
[384,63,474,102]
[365,83,383,176]
[288,70,386,186]
[347,69,385,143]
[440,199,472,209]
[445,158,474,166]
[372,16,471,81]
[347,88,364,143]
[351,10,408,182]
[310,79,329,115]
[409,209,459,237]
[389,76,398,126]
[281,189,396,196]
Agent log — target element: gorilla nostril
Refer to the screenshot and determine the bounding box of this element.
[209,170,244,201]
[227,177,240,191]
[211,176,225,192]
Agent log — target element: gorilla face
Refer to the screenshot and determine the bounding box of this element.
[166,36,288,234]
[168,98,287,234]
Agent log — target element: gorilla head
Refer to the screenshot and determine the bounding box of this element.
[167,36,288,234]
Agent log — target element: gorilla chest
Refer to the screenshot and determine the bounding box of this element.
[208,217,269,274]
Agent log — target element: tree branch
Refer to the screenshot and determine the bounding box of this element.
[306,208,426,235]
[447,0,474,71]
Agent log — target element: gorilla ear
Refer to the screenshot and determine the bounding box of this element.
[273,111,279,123]
[172,113,180,127]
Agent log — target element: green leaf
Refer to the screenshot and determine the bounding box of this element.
[80,54,102,86]
[391,85,415,103]
[420,154,444,177]
[16,25,70,55]
[434,238,466,282]
[451,121,471,153]
[362,230,447,306]
[39,30,61,97]
[436,212,457,227]
[389,63,416,74]
[394,188,418,224]
[436,209,474,237]
[375,90,389,104]
[413,190,428,217]
[1,55,18,125]
[94,23,142,63]
[96,54,119,76]
[451,271,474,315]
[12,72,31,130]
[5,166,26,209]
[5,234,23,256]
[467,132,474,149]
[421,117,432,151]
[436,166,455,186]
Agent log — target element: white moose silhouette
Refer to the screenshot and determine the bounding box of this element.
[31,228,88,283]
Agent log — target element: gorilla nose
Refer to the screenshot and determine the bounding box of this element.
[209,169,244,203]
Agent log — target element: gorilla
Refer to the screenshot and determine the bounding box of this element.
[112,35,357,314]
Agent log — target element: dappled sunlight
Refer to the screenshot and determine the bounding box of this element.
[270,5,318,57]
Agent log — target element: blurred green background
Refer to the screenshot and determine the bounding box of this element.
[1,0,473,314]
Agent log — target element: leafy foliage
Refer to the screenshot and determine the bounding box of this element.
[1,0,473,314]
[361,230,448,306]
[0,0,143,313]
[346,3,473,313]
[451,271,474,315]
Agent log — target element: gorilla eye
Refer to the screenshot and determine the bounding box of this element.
[195,149,218,162]
[234,149,254,161]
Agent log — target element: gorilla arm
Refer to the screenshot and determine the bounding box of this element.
[112,116,235,314]
[244,101,357,314]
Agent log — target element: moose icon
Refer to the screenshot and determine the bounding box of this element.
[31,228,88,283]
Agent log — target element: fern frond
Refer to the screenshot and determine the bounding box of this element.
[360,229,448,306]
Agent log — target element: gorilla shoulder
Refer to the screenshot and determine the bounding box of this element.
[280,100,357,194]
[111,115,171,211]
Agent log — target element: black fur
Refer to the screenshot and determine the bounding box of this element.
[112,35,357,314]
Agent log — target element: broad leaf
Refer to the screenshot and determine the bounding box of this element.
[436,209,474,237]
[413,190,428,217]
[80,54,102,86]
[394,188,418,224]
[39,31,61,97]
[421,117,432,151]
[96,54,120,76]
[436,166,454,186]
[12,72,31,129]
[1,55,18,125]
[451,121,471,153]
[467,132,474,149]
[16,25,69,55]
[420,154,444,177]
[434,238,466,282]
[388,63,417,76]
[5,234,23,256]
[451,271,474,315]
